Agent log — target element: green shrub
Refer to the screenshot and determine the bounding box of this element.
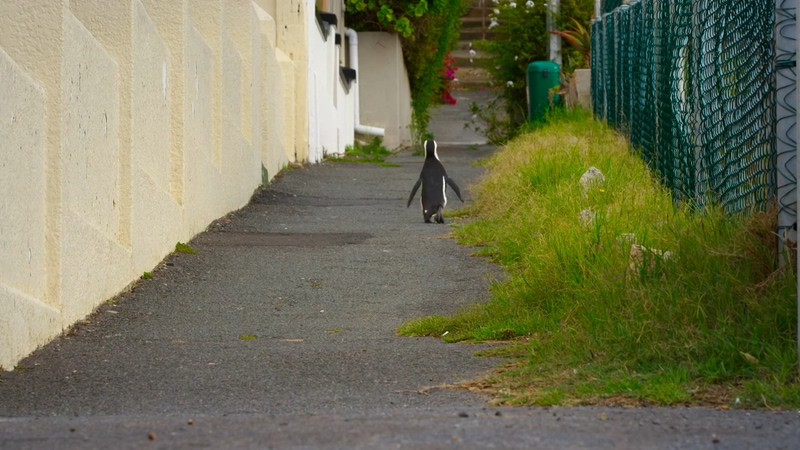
[329,137,398,165]
[175,242,197,254]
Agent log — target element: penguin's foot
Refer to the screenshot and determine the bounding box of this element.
[435,206,445,223]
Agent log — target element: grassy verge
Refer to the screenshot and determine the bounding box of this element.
[398,109,800,408]
[328,138,400,167]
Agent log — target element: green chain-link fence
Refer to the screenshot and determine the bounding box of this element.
[601,0,624,14]
[592,0,777,214]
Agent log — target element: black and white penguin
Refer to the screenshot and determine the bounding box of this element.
[406,139,463,223]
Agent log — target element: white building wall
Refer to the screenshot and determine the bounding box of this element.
[307,12,352,162]
[338,73,356,153]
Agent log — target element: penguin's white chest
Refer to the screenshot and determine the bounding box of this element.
[441,176,447,206]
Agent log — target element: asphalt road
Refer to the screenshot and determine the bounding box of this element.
[1,90,799,449]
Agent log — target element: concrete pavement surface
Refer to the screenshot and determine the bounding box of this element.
[1,89,799,449]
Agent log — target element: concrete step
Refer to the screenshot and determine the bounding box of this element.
[459,26,492,37]
[451,0,494,89]
[460,0,493,40]
[452,41,494,70]
[452,46,490,58]
[463,5,492,19]
[453,67,494,90]
[454,58,488,70]
[460,28,493,41]
[461,16,488,26]
[455,40,491,50]
[452,58,491,71]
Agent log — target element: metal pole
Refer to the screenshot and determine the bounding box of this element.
[773,0,798,374]
[548,0,562,65]
[792,0,800,377]
[796,18,800,378]
[776,0,798,262]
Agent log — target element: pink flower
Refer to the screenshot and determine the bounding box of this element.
[441,90,457,105]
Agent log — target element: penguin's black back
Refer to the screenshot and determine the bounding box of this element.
[407,139,462,223]
[420,140,448,222]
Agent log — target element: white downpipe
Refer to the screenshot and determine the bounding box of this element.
[345,28,385,137]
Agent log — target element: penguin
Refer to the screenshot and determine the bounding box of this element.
[406,139,464,223]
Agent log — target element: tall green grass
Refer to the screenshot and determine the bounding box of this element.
[399,109,799,408]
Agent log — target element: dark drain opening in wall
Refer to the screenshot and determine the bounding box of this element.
[193,232,372,247]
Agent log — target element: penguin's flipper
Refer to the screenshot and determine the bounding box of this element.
[407,177,422,208]
[446,177,464,202]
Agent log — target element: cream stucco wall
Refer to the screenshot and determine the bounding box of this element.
[0,0,355,370]
[276,0,310,162]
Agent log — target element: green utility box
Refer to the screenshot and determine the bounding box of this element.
[526,61,561,122]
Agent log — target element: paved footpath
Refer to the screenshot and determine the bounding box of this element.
[1,90,799,449]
